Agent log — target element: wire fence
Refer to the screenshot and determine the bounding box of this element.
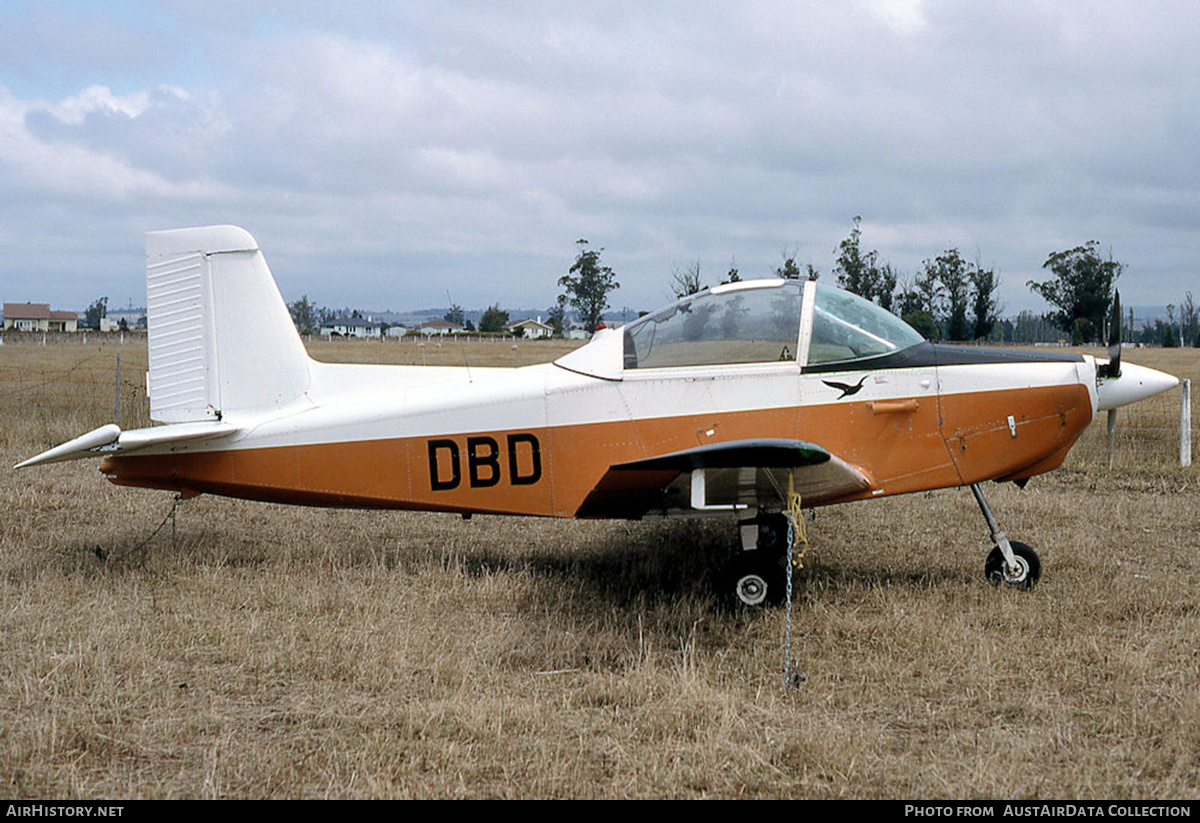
[0,334,152,435]
[1067,380,1193,471]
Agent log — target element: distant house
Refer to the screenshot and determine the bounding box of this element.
[319,315,385,338]
[385,325,408,338]
[2,303,78,333]
[506,317,554,339]
[417,319,465,336]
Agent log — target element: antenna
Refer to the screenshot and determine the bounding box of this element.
[445,288,472,381]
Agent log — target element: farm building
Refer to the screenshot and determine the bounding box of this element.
[417,319,465,336]
[2,303,78,333]
[320,316,385,338]
[506,317,554,339]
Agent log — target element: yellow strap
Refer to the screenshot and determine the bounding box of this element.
[787,471,807,569]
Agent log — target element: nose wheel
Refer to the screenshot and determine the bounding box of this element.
[971,483,1041,591]
[984,540,1041,590]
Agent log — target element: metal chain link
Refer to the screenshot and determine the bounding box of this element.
[782,474,806,691]
[95,493,181,562]
[784,514,798,691]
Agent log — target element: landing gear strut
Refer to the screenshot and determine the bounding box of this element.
[721,513,791,608]
[971,483,1041,590]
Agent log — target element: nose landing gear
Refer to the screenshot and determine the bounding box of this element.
[971,483,1041,591]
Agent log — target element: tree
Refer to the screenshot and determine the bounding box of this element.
[83,297,107,331]
[969,265,1001,341]
[834,216,873,295]
[547,296,567,338]
[479,303,509,333]
[1180,292,1198,349]
[1027,242,1121,344]
[1013,310,1063,344]
[1070,317,1095,346]
[901,310,940,340]
[288,295,318,334]
[897,268,944,338]
[559,239,619,333]
[775,253,801,279]
[1162,323,1179,348]
[875,262,897,312]
[443,304,466,328]
[834,216,895,307]
[921,250,972,341]
[671,259,705,298]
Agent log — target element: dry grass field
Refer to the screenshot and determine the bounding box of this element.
[1,334,1197,799]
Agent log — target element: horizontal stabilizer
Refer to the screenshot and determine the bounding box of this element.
[15,421,239,469]
[114,421,239,451]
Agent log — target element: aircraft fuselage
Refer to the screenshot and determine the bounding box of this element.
[99,346,1096,518]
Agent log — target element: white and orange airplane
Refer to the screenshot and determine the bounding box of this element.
[18,226,1178,606]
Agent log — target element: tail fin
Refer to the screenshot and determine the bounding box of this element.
[146,226,311,422]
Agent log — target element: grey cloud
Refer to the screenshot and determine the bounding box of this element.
[2,1,1199,315]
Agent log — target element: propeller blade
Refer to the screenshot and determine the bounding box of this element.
[1100,290,1122,378]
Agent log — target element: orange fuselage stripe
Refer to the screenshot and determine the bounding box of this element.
[100,383,1092,517]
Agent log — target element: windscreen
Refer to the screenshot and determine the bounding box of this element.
[808,285,925,366]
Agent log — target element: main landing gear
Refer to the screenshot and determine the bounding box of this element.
[720,485,1039,606]
[971,483,1041,591]
[721,513,792,608]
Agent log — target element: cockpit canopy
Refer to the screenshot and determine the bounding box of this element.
[624,280,803,369]
[554,279,926,379]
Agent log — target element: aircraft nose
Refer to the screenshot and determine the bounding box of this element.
[1096,361,1179,411]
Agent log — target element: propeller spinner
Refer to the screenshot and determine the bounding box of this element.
[1094,291,1177,411]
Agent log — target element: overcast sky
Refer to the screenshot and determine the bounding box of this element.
[2,1,1198,319]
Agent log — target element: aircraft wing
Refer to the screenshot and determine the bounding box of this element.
[15,422,239,469]
[575,438,872,518]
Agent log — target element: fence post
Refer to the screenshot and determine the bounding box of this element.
[1107,408,1117,470]
[1181,379,1192,468]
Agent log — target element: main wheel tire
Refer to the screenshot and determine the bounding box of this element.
[985,541,1041,591]
[723,552,787,608]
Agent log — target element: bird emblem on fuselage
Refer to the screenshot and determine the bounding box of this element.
[822,375,869,399]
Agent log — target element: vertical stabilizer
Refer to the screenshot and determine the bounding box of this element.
[146,226,311,423]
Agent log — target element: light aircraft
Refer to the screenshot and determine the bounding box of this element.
[18,226,1179,606]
